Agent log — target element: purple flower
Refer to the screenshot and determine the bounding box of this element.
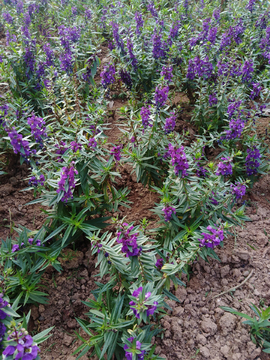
[55,141,68,162]
[43,43,54,66]
[88,138,97,149]
[225,117,245,139]
[57,163,78,202]
[208,27,217,44]
[195,158,208,178]
[241,60,254,83]
[124,337,145,360]
[209,94,218,107]
[127,38,138,69]
[216,157,232,177]
[2,12,13,24]
[7,127,33,161]
[110,145,122,161]
[245,146,261,176]
[3,331,40,360]
[58,26,81,49]
[231,182,246,199]
[85,8,92,19]
[119,69,132,90]
[155,258,164,270]
[24,44,36,78]
[27,113,47,145]
[146,301,158,316]
[155,86,169,109]
[161,65,173,83]
[164,112,176,133]
[135,12,143,35]
[213,9,220,21]
[162,206,176,222]
[111,22,125,52]
[216,157,233,176]
[246,0,256,12]
[0,294,9,321]
[170,21,180,38]
[59,50,73,74]
[140,106,152,129]
[0,322,6,347]
[168,143,189,177]
[100,64,116,88]
[187,56,213,80]
[70,141,82,152]
[147,1,158,17]
[129,286,158,320]
[71,6,77,16]
[0,104,9,127]
[198,226,224,248]
[116,223,141,257]
[152,30,169,59]
[250,83,262,99]
[29,174,45,187]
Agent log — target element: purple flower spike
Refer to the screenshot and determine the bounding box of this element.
[168,143,189,177]
[140,106,152,129]
[155,258,164,270]
[110,145,122,162]
[198,226,224,248]
[162,206,176,222]
[231,182,246,199]
[245,146,261,176]
[216,157,233,176]
[155,86,169,109]
[117,223,141,257]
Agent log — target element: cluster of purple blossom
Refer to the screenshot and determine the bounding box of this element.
[168,143,189,177]
[164,112,176,134]
[110,145,122,161]
[134,12,144,35]
[129,287,158,319]
[162,205,176,222]
[245,146,261,176]
[55,141,68,162]
[70,141,82,152]
[7,127,35,162]
[27,113,47,145]
[161,65,173,83]
[127,38,138,69]
[57,163,78,202]
[152,30,169,59]
[187,56,213,80]
[29,174,45,187]
[216,157,233,176]
[124,337,145,360]
[12,238,42,253]
[100,64,116,88]
[88,138,97,149]
[198,226,224,248]
[116,223,141,257]
[195,158,208,178]
[231,182,246,199]
[155,86,169,109]
[119,69,132,90]
[0,104,9,126]
[155,258,164,270]
[140,106,152,129]
[0,293,9,350]
[190,18,217,48]
[3,329,40,360]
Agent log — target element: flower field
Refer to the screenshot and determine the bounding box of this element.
[0,0,270,359]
